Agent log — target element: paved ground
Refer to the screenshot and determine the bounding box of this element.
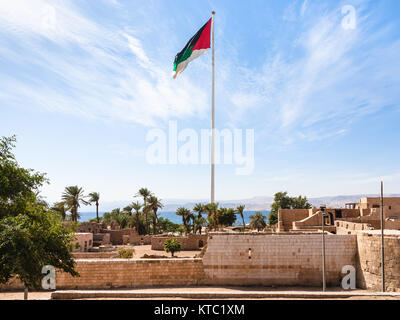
[2,286,400,300]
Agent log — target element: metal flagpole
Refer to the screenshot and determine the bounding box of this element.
[380,181,385,292]
[211,11,215,204]
[320,205,327,292]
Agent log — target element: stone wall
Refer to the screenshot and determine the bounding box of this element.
[3,232,400,291]
[278,209,312,231]
[72,233,93,252]
[202,233,357,287]
[151,234,208,251]
[77,222,106,234]
[72,252,119,259]
[105,229,136,245]
[336,220,374,235]
[356,230,400,292]
[130,234,152,245]
[0,259,206,290]
[58,259,205,289]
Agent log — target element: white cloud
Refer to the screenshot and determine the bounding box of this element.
[219,1,400,149]
[0,0,209,127]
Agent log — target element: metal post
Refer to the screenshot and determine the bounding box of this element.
[322,213,326,292]
[380,181,385,292]
[210,11,215,204]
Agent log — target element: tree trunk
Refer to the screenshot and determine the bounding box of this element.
[96,202,99,223]
[24,286,28,300]
[241,214,245,231]
[136,212,140,235]
[198,214,202,234]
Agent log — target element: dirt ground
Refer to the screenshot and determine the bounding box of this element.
[119,244,201,258]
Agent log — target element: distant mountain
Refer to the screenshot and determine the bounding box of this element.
[81,194,400,212]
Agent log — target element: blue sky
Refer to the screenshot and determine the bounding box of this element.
[1,0,400,206]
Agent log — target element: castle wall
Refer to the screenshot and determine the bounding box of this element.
[2,232,400,291]
[356,230,400,292]
[151,234,208,251]
[0,259,206,290]
[335,221,374,235]
[72,233,93,252]
[202,233,357,286]
[129,234,152,245]
[278,209,311,231]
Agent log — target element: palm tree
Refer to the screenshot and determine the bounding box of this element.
[147,195,163,234]
[51,201,68,220]
[193,203,206,234]
[88,192,100,223]
[236,205,246,231]
[136,188,153,234]
[249,211,267,231]
[131,201,142,233]
[122,205,133,216]
[204,202,219,230]
[62,186,89,222]
[192,215,206,234]
[176,207,191,234]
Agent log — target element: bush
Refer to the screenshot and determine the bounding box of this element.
[118,248,134,259]
[164,238,181,257]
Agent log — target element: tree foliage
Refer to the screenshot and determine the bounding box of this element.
[163,238,181,257]
[0,210,79,289]
[0,135,48,219]
[0,136,78,290]
[249,211,267,231]
[268,191,312,225]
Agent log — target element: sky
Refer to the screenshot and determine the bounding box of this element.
[1,0,400,207]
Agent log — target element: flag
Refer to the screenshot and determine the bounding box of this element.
[173,18,212,79]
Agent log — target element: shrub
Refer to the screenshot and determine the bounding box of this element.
[118,248,134,259]
[164,238,181,257]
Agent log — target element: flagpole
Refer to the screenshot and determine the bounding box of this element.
[211,11,215,204]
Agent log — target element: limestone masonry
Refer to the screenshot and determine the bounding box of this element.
[2,231,399,291]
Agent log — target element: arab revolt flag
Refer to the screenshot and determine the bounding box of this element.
[173,18,212,79]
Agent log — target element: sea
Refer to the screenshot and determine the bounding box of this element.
[78,210,270,225]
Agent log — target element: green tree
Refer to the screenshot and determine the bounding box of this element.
[164,238,181,257]
[0,135,48,219]
[249,211,267,231]
[147,195,163,234]
[62,186,89,222]
[0,211,79,292]
[175,207,191,233]
[193,203,205,234]
[291,195,312,209]
[50,201,68,220]
[236,205,246,230]
[204,203,219,230]
[192,216,206,234]
[268,191,312,225]
[88,192,100,223]
[269,192,292,226]
[157,217,180,233]
[131,201,142,234]
[122,205,133,215]
[136,188,153,234]
[0,136,78,298]
[216,207,237,227]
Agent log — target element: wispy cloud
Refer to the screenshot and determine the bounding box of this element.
[1,0,399,145]
[0,0,209,127]
[219,0,400,148]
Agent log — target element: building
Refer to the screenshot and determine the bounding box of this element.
[277,197,400,233]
